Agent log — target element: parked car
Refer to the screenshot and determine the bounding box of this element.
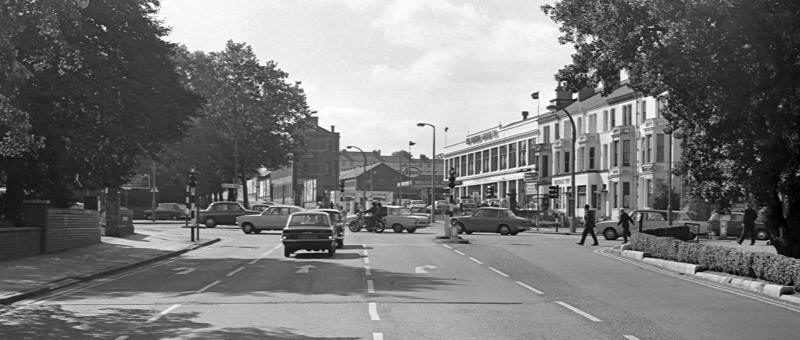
[383,205,430,233]
[236,204,305,234]
[313,209,345,248]
[596,209,712,240]
[713,211,771,241]
[409,206,430,218]
[197,202,258,228]
[450,207,533,235]
[143,203,188,220]
[282,211,337,257]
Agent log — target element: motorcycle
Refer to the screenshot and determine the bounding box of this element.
[347,212,385,233]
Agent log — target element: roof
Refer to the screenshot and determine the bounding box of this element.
[339,162,399,179]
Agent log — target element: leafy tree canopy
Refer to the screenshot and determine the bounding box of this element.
[544,0,800,257]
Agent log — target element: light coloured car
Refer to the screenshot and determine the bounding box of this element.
[596,209,712,240]
[282,211,337,257]
[450,207,533,235]
[197,202,258,227]
[383,205,430,233]
[313,209,345,248]
[236,204,304,234]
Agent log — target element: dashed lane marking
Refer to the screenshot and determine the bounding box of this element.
[555,301,601,322]
[365,266,372,276]
[453,250,466,256]
[367,279,375,293]
[441,244,452,249]
[488,267,509,277]
[226,267,244,277]
[146,304,181,323]
[469,257,483,264]
[515,280,545,295]
[195,280,220,294]
[623,335,641,340]
[373,332,384,340]
[369,302,380,321]
[364,257,370,264]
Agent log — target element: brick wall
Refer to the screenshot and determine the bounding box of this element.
[45,209,101,253]
[0,227,42,260]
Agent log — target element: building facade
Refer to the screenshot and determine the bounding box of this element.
[444,83,683,222]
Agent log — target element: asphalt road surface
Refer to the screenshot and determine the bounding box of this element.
[2,223,799,339]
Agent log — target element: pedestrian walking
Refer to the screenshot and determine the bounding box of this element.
[738,203,758,245]
[618,209,634,243]
[577,204,599,246]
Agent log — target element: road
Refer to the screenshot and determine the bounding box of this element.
[2,223,799,339]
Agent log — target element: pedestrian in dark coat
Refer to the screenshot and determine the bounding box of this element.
[738,203,758,245]
[618,209,634,243]
[578,205,599,246]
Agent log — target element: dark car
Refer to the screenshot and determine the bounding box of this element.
[450,207,533,235]
[282,212,337,257]
[197,201,258,228]
[314,209,345,248]
[143,203,188,220]
[713,211,771,241]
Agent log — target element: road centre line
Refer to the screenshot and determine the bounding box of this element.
[368,302,380,320]
[488,267,509,277]
[365,266,372,276]
[469,257,483,264]
[195,280,220,294]
[226,267,244,277]
[555,301,602,322]
[453,250,466,256]
[147,304,181,323]
[441,244,452,249]
[623,335,641,340]
[367,279,375,293]
[515,280,545,295]
[373,332,384,340]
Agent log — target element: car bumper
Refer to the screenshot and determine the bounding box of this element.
[282,239,335,250]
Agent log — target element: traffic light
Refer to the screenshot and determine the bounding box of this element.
[448,167,456,188]
[339,179,345,193]
[486,185,495,198]
[548,185,559,199]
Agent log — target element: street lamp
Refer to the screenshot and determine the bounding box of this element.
[417,122,436,222]
[664,126,674,226]
[546,105,577,233]
[346,145,370,208]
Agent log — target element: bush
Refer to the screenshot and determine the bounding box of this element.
[676,242,705,264]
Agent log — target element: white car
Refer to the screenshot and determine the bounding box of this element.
[596,209,711,240]
[236,205,305,234]
[383,205,430,233]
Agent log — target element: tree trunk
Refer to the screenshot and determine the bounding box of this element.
[766,193,800,258]
[240,174,249,209]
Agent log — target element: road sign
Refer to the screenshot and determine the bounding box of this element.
[525,182,537,193]
[221,183,237,189]
[524,171,539,182]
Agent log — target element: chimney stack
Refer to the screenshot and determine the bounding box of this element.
[522,111,529,120]
[330,125,335,132]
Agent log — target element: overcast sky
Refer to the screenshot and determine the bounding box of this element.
[157,0,573,158]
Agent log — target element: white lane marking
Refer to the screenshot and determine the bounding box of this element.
[441,244,452,249]
[367,279,375,293]
[365,266,372,276]
[173,267,195,275]
[364,257,370,264]
[469,257,483,264]
[226,267,244,277]
[373,333,384,340]
[263,250,274,256]
[488,267,509,277]
[362,244,367,249]
[114,336,128,340]
[624,335,641,340]
[273,244,283,250]
[195,280,221,293]
[249,258,260,265]
[368,302,380,320]
[515,280,544,295]
[364,249,369,256]
[555,301,602,322]
[146,304,181,323]
[454,250,466,256]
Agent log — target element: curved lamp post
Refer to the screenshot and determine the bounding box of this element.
[546,105,577,233]
[346,145,369,208]
[417,122,436,222]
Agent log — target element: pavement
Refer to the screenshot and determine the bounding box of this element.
[0,225,219,305]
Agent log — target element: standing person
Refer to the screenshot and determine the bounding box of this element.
[738,203,758,245]
[618,209,634,243]
[577,204,599,246]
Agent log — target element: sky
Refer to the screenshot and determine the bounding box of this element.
[157,0,574,158]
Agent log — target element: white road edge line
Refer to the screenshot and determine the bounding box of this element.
[367,279,375,293]
[555,301,601,322]
[454,250,466,256]
[364,257,370,264]
[249,258,260,265]
[368,302,380,321]
[365,266,372,276]
[514,280,544,295]
[469,256,483,264]
[195,280,221,294]
[623,335,641,340]
[227,267,244,277]
[488,267,509,277]
[146,304,181,323]
[373,332,384,340]
[441,244,452,249]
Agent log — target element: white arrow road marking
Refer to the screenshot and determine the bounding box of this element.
[368,302,380,320]
[623,335,641,340]
[295,265,315,274]
[415,265,438,274]
[373,332,384,340]
[173,268,195,275]
[364,266,372,276]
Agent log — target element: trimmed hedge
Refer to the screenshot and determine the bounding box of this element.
[630,232,800,291]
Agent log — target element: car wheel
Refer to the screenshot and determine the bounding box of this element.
[498,225,511,235]
[204,217,217,228]
[406,228,416,233]
[392,224,404,233]
[336,239,344,249]
[603,228,618,240]
[284,248,292,257]
[328,245,336,257]
[242,223,255,234]
[756,228,770,241]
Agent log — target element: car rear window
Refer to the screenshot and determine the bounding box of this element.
[289,215,329,226]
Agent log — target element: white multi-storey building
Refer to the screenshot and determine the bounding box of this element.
[444,82,683,221]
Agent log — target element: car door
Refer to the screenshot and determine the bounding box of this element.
[257,207,283,228]
[644,211,668,230]
[475,209,497,232]
[222,203,244,225]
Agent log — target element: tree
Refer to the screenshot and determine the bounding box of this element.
[169,42,312,208]
[649,181,680,211]
[544,0,800,257]
[0,0,201,221]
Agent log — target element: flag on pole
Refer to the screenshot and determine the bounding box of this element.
[409,141,416,146]
[531,91,539,100]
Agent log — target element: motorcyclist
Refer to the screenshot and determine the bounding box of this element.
[360,201,379,229]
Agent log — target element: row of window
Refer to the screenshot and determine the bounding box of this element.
[540,99,666,144]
